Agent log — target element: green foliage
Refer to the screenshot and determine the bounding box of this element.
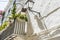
[9,16,13,19]
[0,21,9,31]
[9,13,28,22]
[19,14,28,21]
[24,16,28,21]
[19,14,25,19]
[11,1,16,19]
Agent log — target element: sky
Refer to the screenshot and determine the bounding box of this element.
[0,0,9,25]
[0,0,9,11]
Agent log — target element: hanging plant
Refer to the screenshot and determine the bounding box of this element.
[10,4,28,22]
[0,21,9,31]
[19,14,25,19]
[9,15,13,19]
[24,16,28,21]
[11,0,16,19]
[19,14,28,21]
[9,13,28,22]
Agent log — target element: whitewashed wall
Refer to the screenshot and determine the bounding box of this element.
[32,0,60,29]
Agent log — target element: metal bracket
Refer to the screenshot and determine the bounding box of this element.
[25,0,35,4]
